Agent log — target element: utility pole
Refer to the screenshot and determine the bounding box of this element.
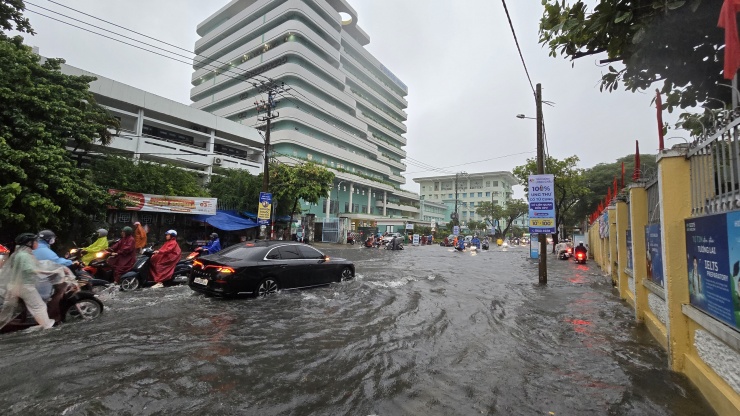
[453,171,467,228]
[536,83,547,284]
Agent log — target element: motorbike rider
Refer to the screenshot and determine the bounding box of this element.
[108,227,137,284]
[34,230,73,267]
[471,235,481,249]
[0,234,56,330]
[80,229,109,265]
[574,242,587,257]
[456,237,466,252]
[150,230,182,289]
[199,233,221,254]
[133,222,148,254]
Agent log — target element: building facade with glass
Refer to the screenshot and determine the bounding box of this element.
[191,0,418,229]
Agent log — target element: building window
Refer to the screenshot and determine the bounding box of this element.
[470,211,475,216]
[344,202,349,212]
[486,192,490,197]
[422,186,425,190]
[420,195,425,200]
[493,200,499,205]
[362,205,367,213]
[462,193,467,198]
[486,181,490,187]
[478,192,483,197]
[448,194,453,198]
[493,181,498,187]
[470,202,475,207]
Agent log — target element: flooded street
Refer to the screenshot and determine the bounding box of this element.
[0,244,714,415]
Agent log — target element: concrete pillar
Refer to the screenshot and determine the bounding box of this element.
[616,201,630,302]
[325,190,331,220]
[383,191,387,216]
[207,129,216,178]
[133,108,145,160]
[657,149,692,371]
[348,183,354,213]
[629,185,649,322]
[367,188,372,214]
[608,206,617,284]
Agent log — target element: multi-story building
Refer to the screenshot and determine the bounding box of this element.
[413,171,518,228]
[191,0,420,231]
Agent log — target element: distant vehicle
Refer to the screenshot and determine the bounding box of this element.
[381,233,403,245]
[188,242,355,298]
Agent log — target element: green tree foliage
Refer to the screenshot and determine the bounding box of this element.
[476,201,505,233]
[0,0,33,35]
[500,199,528,238]
[0,35,119,240]
[90,156,208,197]
[540,1,727,111]
[513,156,588,248]
[208,168,262,212]
[270,162,334,224]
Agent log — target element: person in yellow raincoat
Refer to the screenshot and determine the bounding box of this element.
[81,229,109,264]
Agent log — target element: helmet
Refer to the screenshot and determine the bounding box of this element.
[97,229,108,237]
[15,233,38,247]
[133,222,141,226]
[166,229,177,237]
[37,229,56,243]
[210,233,218,239]
[122,226,133,236]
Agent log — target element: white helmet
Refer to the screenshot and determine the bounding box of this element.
[165,229,177,237]
[97,229,108,237]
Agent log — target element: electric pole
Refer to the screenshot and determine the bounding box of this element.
[536,83,547,284]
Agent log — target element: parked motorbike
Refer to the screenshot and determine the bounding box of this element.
[119,248,190,291]
[0,281,104,333]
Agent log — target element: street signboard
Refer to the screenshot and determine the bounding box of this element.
[453,226,460,236]
[412,234,420,246]
[405,223,414,230]
[258,192,272,226]
[527,174,556,234]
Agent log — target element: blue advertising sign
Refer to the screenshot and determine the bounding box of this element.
[453,225,460,236]
[528,174,556,234]
[257,192,272,226]
[726,212,740,328]
[685,213,739,330]
[626,230,633,271]
[645,224,664,287]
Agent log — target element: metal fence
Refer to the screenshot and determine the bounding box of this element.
[646,177,661,224]
[321,218,340,243]
[687,117,740,216]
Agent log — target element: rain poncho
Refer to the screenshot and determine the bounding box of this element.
[81,237,109,264]
[108,235,136,282]
[201,238,221,254]
[33,240,73,267]
[134,225,147,250]
[150,239,182,283]
[0,246,69,330]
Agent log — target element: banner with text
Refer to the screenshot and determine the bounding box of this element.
[527,174,556,234]
[109,189,216,215]
[645,224,663,287]
[258,192,272,226]
[685,213,740,330]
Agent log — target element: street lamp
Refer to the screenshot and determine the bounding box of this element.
[516,114,536,120]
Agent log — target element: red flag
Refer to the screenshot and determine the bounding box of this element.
[656,90,665,151]
[633,140,641,181]
[621,162,625,189]
[719,0,740,80]
[613,177,618,197]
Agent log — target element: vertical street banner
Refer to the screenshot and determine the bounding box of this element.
[626,230,633,271]
[685,213,739,330]
[258,192,272,226]
[453,225,460,236]
[527,174,556,234]
[645,224,664,287]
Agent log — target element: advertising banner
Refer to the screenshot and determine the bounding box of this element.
[412,234,420,246]
[453,226,460,236]
[645,224,664,287]
[527,174,556,234]
[109,189,216,215]
[258,192,272,226]
[626,230,633,271]
[685,213,740,330]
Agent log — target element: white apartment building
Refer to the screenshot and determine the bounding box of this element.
[57,61,264,177]
[191,0,419,229]
[413,172,518,227]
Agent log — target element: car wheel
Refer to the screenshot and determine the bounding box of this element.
[257,278,279,298]
[340,267,353,282]
[63,298,103,322]
[120,276,139,292]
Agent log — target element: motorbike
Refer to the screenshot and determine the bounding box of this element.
[64,246,115,293]
[384,237,404,250]
[0,280,104,333]
[347,235,355,245]
[574,249,587,264]
[482,240,490,251]
[0,244,9,268]
[558,246,572,260]
[119,248,190,291]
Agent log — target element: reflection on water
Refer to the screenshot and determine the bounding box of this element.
[0,245,714,415]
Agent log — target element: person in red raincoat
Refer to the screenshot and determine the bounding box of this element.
[150,229,182,288]
[108,227,136,284]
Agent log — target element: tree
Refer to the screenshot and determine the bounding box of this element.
[476,201,504,234]
[208,168,262,212]
[513,156,588,250]
[540,1,728,112]
[500,199,528,238]
[270,162,334,227]
[90,156,208,197]
[0,35,119,241]
[0,1,34,36]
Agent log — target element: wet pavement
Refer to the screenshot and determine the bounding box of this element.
[0,244,714,415]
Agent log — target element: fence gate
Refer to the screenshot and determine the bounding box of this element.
[322,218,340,243]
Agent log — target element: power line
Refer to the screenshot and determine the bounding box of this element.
[500,0,535,95]
[403,151,538,175]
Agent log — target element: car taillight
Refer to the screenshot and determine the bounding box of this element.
[216,267,235,274]
[193,260,204,269]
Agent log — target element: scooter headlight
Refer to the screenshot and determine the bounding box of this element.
[96,252,105,259]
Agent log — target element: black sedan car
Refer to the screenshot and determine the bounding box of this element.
[188,241,355,298]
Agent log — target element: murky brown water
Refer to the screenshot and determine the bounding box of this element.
[0,245,714,415]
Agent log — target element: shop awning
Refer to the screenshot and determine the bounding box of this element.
[191,210,259,231]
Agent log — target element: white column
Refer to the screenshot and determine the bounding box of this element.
[207,129,216,178]
[348,183,354,213]
[383,191,387,216]
[133,108,144,160]
[367,188,372,214]
[325,191,331,220]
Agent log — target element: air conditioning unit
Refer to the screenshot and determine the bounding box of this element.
[213,157,223,165]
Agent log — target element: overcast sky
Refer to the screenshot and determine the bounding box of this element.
[19,0,680,196]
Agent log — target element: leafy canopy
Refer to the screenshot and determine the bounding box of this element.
[208,168,262,212]
[270,162,334,220]
[90,156,209,197]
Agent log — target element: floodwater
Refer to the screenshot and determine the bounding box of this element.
[0,244,714,415]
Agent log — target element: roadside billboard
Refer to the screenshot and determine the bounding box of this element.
[258,192,272,226]
[645,224,664,287]
[527,174,556,234]
[108,189,216,215]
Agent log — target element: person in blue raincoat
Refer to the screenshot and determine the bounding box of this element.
[33,230,73,267]
[471,235,481,249]
[199,233,222,254]
[456,237,466,252]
